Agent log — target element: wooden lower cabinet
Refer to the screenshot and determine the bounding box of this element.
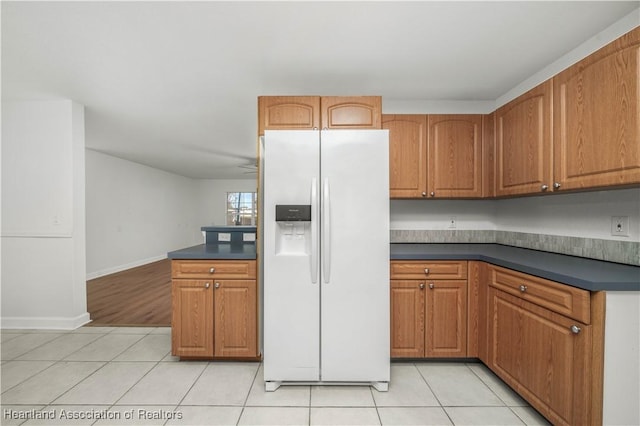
[171,279,214,358]
[390,261,468,358]
[390,280,425,358]
[488,287,593,426]
[425,280,467,357]
[214,279,257,358]
[392,260,604,425]
[171,260,258,359]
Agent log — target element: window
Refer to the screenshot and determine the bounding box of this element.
[226,192,257,226]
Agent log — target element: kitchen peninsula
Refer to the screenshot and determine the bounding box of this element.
[168,227,259,360]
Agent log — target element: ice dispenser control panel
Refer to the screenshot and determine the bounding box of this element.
[274,205,311,255]
[275,205,311,222]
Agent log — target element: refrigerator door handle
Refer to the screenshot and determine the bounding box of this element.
[322,177,331,283]
[310,178,318,284]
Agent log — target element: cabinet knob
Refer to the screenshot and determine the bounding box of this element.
[424,268,430,275]
[553,182,561,189]
[205,282,210,289]
[422,192,427,197]
[570,325,581,334]
[209,267,216,274]
[429,283,434,289]
[419,283,425,290]
[519,285,528,292]
[541,184,549,191]
[430,192,435,197]
[214,282,220,289]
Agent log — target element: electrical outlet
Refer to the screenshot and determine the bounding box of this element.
[218,232,231,242]
[611,216,629,237]
[448,216,457,229]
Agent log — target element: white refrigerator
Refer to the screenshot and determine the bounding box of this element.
[261,129,390,391]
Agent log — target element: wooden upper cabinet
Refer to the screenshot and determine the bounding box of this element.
[553,27,640,191]
[428,115,483,198]
[258,96,320,135]
[495,80,553,197]
[321,96,382,129]
[383,115,428,198]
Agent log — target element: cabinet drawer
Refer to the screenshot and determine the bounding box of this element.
[172,260,256,279]
[488,265,590,324]
[390,261,468,280]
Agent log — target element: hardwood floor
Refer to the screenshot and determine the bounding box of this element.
[86,259,171,326]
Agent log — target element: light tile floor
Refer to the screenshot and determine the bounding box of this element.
[1,327,551,426]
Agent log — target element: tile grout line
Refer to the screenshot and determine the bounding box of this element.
[370,386,382,426]
[1,331,119,400]
[235,362,262,425]
[413,362,456,426]
[2,331,69,361]
[33,331,158,423]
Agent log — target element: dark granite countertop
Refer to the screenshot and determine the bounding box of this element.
[168,243,257,260]
[391,243,640,291]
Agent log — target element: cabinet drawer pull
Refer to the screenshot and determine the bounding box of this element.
[429,283,434,289]
[424,268,430,275]
[419,283,425,290]
[541,184,549,191]
[570,325,581,334]
[553,182,561,189]
[422,192,427,197]
[519,285,528,292]
[215,282,220,289]
[430,192,435,197]
[205,282,210,289]
[209,267,216,274]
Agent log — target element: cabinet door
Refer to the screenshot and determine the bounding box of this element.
[390,280,425,358]
[425,280,467,357]
[213,279,258,358]
[321,96,382,129]
[554,27,640,190]
[428,115,483,198]
[171,280,213,358]
[488,288,592,426]
[383,115,428,198]
[495,80,553,196]
[258,96,320,135]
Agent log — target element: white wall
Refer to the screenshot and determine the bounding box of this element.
[390,188,640,242]
[1,100,89,329]
[196,179,258,227]
[390,199,496,230]
[495,188,640,242]
[85,150,202,279]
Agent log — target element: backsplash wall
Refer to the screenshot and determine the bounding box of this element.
[390,188,640,266]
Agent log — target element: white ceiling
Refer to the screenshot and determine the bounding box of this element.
[2,1,639,179]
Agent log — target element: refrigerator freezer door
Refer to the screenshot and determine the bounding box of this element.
[319,130,390,383]
[263,130,321,382]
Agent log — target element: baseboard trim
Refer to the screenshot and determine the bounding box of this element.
[86,255,167,280]
[1,312,91,330]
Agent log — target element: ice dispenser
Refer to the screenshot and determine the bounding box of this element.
[275,205,311,256]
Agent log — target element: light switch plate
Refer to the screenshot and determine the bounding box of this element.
[218,232,231,242]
